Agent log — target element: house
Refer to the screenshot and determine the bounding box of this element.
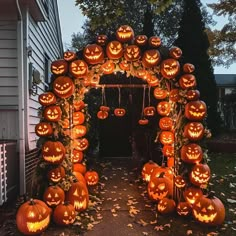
[0,0,63,203]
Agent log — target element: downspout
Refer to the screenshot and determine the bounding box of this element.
[16,0,26,195]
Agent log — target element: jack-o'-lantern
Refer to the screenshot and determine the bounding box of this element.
[159,131,174,145]
[174,175,186,188]
[66,182,89,212]
[134,35,148,46]
[157,101,171,116]
[35,122,53,137]
[47,166,65,183]
[169,46,182,59]
[134,68,148,79]
[63,51,76,61]
[183,187,203,205]
[141,160,159,182]
[150,163,173,181]
[16,199,51,235]
[192,193,225,226]
[124,45,141,61]
[142,49,161,68]
[72,149,83,163]
[159,117,173,130]
[162,145,174,157]
[100,60,115,74]
[169,89,180,102]
[148,36,161,48]
[153,88,168,100]
[114,108,126,117]
[184,122,204,141]
[83,44,104,65]
[160,59,180,79]
[157,198,176,214]
[42,141,65,164]
[179,74,197,90]
[96,34,108,46]
[73,100,85,111]
[186,89,200,101]
[53,76,75,99]
[51,59,68,75]
[183,63,195,73]
[72,125,87,138]
[185,101,207,121]
[146,75,159,87]
[62,118,70,129]
[138,118,149,125]
[119,60,130,71]
[43,186,65,207]
[44,105,62,122]
[53,202,76,226]
[181,143,203,164]
[73,111,85,125]
[74,138,89,151]
[116,25,134,43]
[144,106,155,117]
[69,60,88,78]
[106,41,123,59]
[190,163,211,187]
[39,92,56,106]
[97,110,108,119]
[176,202,192,216]
[84,170,99,186]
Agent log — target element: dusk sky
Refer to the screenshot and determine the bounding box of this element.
[57,0,235,74]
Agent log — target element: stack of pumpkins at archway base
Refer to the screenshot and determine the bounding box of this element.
[15,25,225,235]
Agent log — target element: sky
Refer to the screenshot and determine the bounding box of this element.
[57,0,235,74]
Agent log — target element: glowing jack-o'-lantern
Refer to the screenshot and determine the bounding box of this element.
[159,131,174,145]
[150,164,173,181]
[16,199,51,235]
[144,106,155,117]
[153,88,168,100]
[114,108,126,117]
[53,76,75,99]
[84,170,99,186]
[190,163,211,187]
[134,68,148,79]
[185,101,207,121]
[186,89,200,101]
[35,122,53,137]
[157,101,171,116]
[100,60,115,74]
[96,34,108,46]
[43,186,65,207]
[179,74,197,90]
[169,46,182,59]
[72,125,87,138]
[169,89,180,102]
[177,202,192,216]
[74,138,89,151]
[181,143,203,164]
[192,194,225,226]
[174,175,186,188]
[160,59,180,79]
[66,182,89,212]
[83,44,104,65]
[148,36,161,48]
[42,141,65,164]
[157,198,176,214]
[184,122,204,141]
[97,110,108,119]
[73,100,85,111]
[141,160,159,182]
[183,63,195,73]
[47,166,65,183]
[53,202,76,226]
[116,25,134,43]
[73,111,85,125]
[138,118,149,125]
[72,149,83,163]
[159,117,173,130]
[183,187,203,205]
[162,145,174,157]
[69,60,88,78]
[119,60,130,71]
[124,45,141,61]
[44,105,62,122]
[63,51,76,61]
[142,49,161,68]
[106,41,123,59]
[51,59,68,75]
[146,75,160,87]
[134,35,148,46]
[39,92,56,106]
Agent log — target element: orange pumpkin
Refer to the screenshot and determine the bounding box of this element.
[73,100,85,111]
[169,89,180,102]
[106,41,123,59]
[153,88,168,100]
[176,202,192,216]
[51,59,68,75]
[84,170,99,186]
[138,118,149,125]
[162,145,174,157]
[144,106,155,117]
[186,89,200,101]
[73,163,87,174]
[184,122,204,141]
[160,59,180,79]
[119,60,130,71]
[142,49,161,68]
[97,110,109,119]
[100,60,115,74]
[157,198,176,214]
[157,101,171,116]
[44,105,62,122]
[71,149,84,163]
[72,125,87,138]
[47,166,65,183]
[181,143,203,164]
[116,25,134,43]
[146,75,160,87]
[159,117,173,130]
[183,63,195,73]
[169,46,182,59]
[114,108,126,117]
[174,175,186,188]
[134,34,148,46]
[73,111,85,125]
[148,36,161,48]
[43,185,65,207]
[100,105,110,112]
[83,44,104,65]
[190,163,211,187]
[183,186,203,205]
[159,131,175,145]
[179,74,197,90]
[63,51,76,61]
[167,157,174,167]
[141,160,159,182]
[74,138,89,151]
[38,92,56,106]
[69,59,88,78]
[124,45,141,61]
[96,34,108,46]
[53,76,75,98]
[35,122,53,137]
[185,101,207,121]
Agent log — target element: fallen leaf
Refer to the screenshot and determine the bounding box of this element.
[142,232,148,235]
[164,223,171,228]
[138,219,148,226]
[154,225,164,231]
[112,213,118,217]
[127,223,133,228]
[150,220,157,225]
[187,230,193,235]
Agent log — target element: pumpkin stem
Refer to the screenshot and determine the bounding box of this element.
[29,198,36,205]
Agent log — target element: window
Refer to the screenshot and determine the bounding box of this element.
[44,54,50,90]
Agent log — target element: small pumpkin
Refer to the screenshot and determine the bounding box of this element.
[74,138,89,151]
[116,25,134,43]
[167,157,174,167]
[157,198,176,214]
[83,44,104,65]
[183,63,195,73]
[96,34,108,46]
[73,111,85,125]
[38,92,56,106]
[159,131,174,145]
[153,88,168,100]
[146,75,160,87]
[148,36,161,48]
[51,59,68,75]
[97,110,109,119]
[63,51,76,61]
[174,175,186,188]
[35,122,53,137]
[134,34,148,46]
[47,166,65,183]
[186,89,200,101]
[176,202,192,216]
[106,41,123,59]
[43,185,65,207]
[114,108,126,117]
[100,60,115,74]
[43,105,62,122]
[159,117,173,130]
[138,118,149,125]
[119,60,130,71]
[169,89,180,102]
[183,186,203,205]
[144,106,156,117]
[53,76,75,99]
[169,46,182,59]
[142,49,161,68]
[71,149,84,163]
[84,170,99,186]
[190,163,211,187]
[160,59,180,79]
[162,145,174,157]
[72,125,87,138]
[157,101,171,116]
[185,101,207,121]
[73,163,87,175]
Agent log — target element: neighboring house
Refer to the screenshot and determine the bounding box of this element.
[0,0,63,202]
[215,74,236,130]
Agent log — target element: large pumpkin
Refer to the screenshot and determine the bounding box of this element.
[43,105,62,122]
[83,44,104,65]
[38,92,56,106]
[106,41,123,59]
[53,76,75,99]
[43,185,65,207]
[181,143,203,164]
[116,25,134,42]
[185,101,207,121]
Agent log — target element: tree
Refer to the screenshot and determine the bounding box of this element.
[174,0,221,134]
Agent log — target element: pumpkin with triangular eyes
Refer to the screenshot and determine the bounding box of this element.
[83,44,104,65]
[124,45,141,62]
[69,59,88,78]
[39,92,56,106]
[146,75,159,87]
[142,49,161,68]
[134,35,148,46]
[179,74,197,90]
[160,59,180,79]
[183,186,203,205]
[116,25,134,43]
[63,51,76,61]
[148,36,161,48]
[141,160,159,182]
[181,143,203,164]
[169,89,180,102]
[157,198,176,214]
[35,122,53,137]
[190,163,211,187]
[174,175,186,188]
[176,202,192,216]
[162,145,174,157]
[51,59,68,75]
[71,149,83,163]
[74,138,89,151]
[53,76,75,99]
[185,101,207,121]
[169,46,182,59]
[84,170,99,186]
[157,101,171,116]
[96,34,108,46]
[106,41,123,59]
[43,185,65,207]
[119,59,130,71]
[44,105,62,122]
[184,122,204,141]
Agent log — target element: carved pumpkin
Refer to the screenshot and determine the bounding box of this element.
[157,198,176,214]
[179,74,197,90]
[162,145,174,157]
[51,59,68,75]
[184,122,204,141]
[181,143,203,164]
[185,101,207,121]
[47,166,65,183]
[159,131,174,145]
[106,41,123,59]
[39,92,56,106]
[53,202,76,226]
[160,59,180,79]
[44,105,62,122]
[74,138,89,151]
[169,89,180,102]
[72,125,87,138]
[97,110,109,119]
[141,160,159,182]
[114,108,126,117]
[73,100,85,111]
[100,60,115,74]
[142,49,161,68]
[66,182,89,212]
[69,59,88,78]
[190,163,211,187]
[83,44,104,65]
[153,88,168,100]
[119,60,130,71]
[183,187,203,205]
[63,51,76,61]
[183,63,195,73]
[43,186,65,207]
[177,202,192,216]
[53,76,75,99]
[186,89,200,101]
[174,175,186,188]
[159,117,173,130]
[157,101,171,116]
[124,45,141,61]
[148,36,161,48]
[146,75,160,87]
[150,164,173,181]
[144,106,156,117]
[116,25,134,43]
[134,68,148,79]
[42,141,65,164]
[134,35,148,46]
[84,170,99,186]
[62,118,70,129]
[138,118,149,125]
[71,149,83,163]
[16,199,51,235]
[73,111,85,125]
[169,46,182,59]
[96,34,108,46]
[35,122,53,137]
